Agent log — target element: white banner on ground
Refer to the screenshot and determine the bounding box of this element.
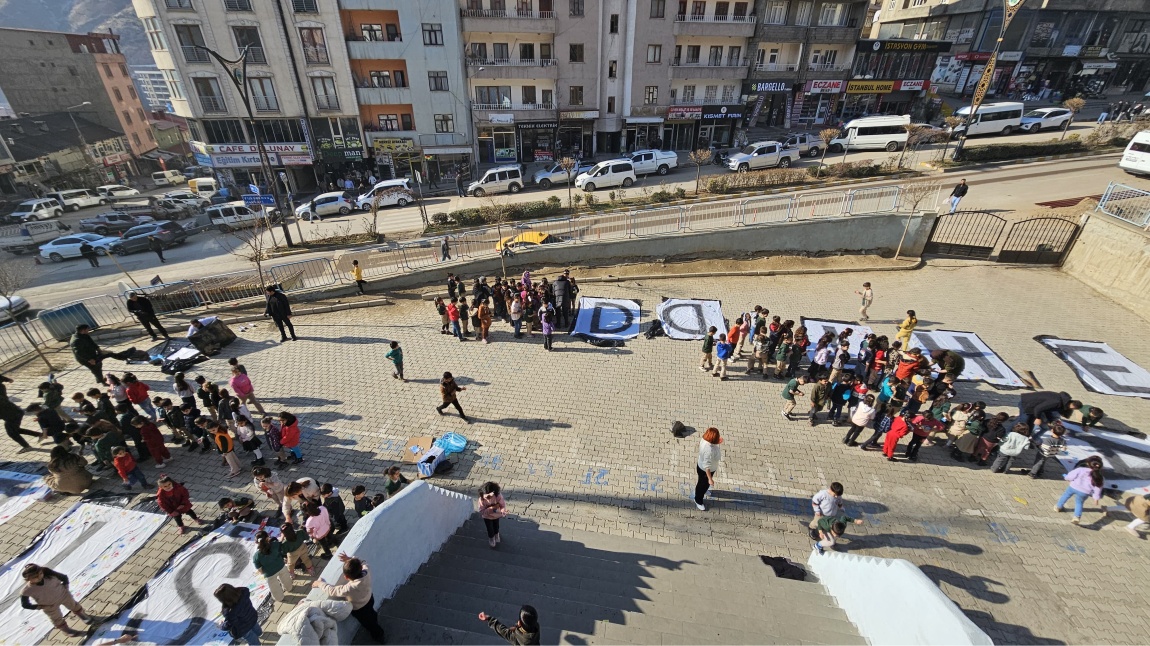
[0,503,165,645]
[571,297,641,340]
[1056,425,1150,496]
[90,523,277,646]
[911,329,1026,388]
[800,319,873,369]
[0,471,48,527]
[656,299,726,340]
[1035,336,1150,399]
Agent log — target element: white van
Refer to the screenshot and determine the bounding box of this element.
[574,159,636,192]
[188,177,218,198]
[204,201,278,232]
[467,165,524,197]
[355,179,412,209]
[152,169,186,187]
[45,189,105,211]
[829,115,911,152]
[951,102,1024,137]
[1119,130,1150,176]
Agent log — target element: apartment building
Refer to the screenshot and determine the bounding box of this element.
[132,0,362,191]
[746,0,868,129]
[873,0,1150,99]
[132,64,174,111]
[0,28,158,167]
[341,0,472,182]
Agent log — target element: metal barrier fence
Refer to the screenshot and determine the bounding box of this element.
[271,258,340,291]
[1096,182,1150,227]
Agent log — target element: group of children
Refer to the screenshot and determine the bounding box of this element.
[434,270,578,351]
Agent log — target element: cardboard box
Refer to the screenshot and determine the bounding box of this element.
[403,436,434,463]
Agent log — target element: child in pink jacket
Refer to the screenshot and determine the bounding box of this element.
[479,481,507,549]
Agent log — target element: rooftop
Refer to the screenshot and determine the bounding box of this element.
[0,112,124,161]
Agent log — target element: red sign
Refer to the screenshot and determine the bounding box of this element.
[666,105,703,120]
[955,52,993,61]
[808,79,845,94]
[897,80,927,92]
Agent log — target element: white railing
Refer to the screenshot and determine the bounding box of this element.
[466,58,559,67]
[672,59,749,68]
[472,102,555,110]
[755,63,800,72]
[461,8,555,18]
[675,13,756,24]
[808,63,849,72]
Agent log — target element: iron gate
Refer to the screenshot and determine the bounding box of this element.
[924,210,1007,259]
[997,217,1080,264]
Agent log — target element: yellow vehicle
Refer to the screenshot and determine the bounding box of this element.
[494,231,561,251]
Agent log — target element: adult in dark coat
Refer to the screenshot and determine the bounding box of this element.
[1018,390,1079,437]
[78,242,99,268]
[0,376,37,452]
[264,286,297,342]
[147,235,166,263]
[70,324,106,383]
[126,292,170,340]
[552,274,572,328]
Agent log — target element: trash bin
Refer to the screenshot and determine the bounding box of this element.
[187,318,237,355]
[39,302,98,342]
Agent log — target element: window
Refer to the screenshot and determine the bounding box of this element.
[378,114,399,130]
[120,64,129,77]
[147,130,155,141]
[292,0,318,12]
[401,114,413,130]
[733,1,747,18]
[299,28,328,64]
[610,14,619,32]
[434,114,454,133]
[569,43,584,62]
[608,60,617,77]
[370,71,391,87]
[311,76,338,109]
[131,133,141,147]
[224,0,252,10]
[422,23,443,45]
[475,86,512,105]
[522,86,537,104]
[428,71,449,91]
[686,45,700,63]
[165,0,193,8]
[764,0,786,24]
[362,24,383,41]
[650,0,665,18]
[123,110,133,124]
[570,0,584,16]
[128,87,137,100]
[192,77,225,112]
[143,16,166,51]
[794,1,812,26]
[644,85,658,104]
[607,96,616,113]
[114,88,123,102]
[727,46,741,65]
[818,3,847,26]
[647,45,662,63]
[708,46,722,65]
[516,0,533,16]
[103,64,114,78]
[520,43,535,61]
[137,107,146,121]
[494,43,509,60]
[683,84,695,102]
[691,1,704,17]
[542,88,553,106]
[394,70,406,87]
[248,77,278,111]
[470,43,487,61]
[234,27,265,63]
[721,84,735,102]
[386,24,401,41]
[714,2,728,19]
[569,85,583,105]
[704,84,717,102]
[162,69,185,100]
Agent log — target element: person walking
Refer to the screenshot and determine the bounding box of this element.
[694,427,722,511]
[0,375,37,453]
[79,241,99,268]
[70,324,109,384]
[1055,455,1107,525]
[478,606,541,645]
[440,237,452,261]
[351,260,366,295]
[478,481,508,548]
[948,179,968,214]
[19,564,97,637]
[229,366,266,415]
[147,235,166,263]
[895,310,917,349]
[780,375,807,420]
[263,286,297,342]
[436,372,470,421]
[386,341,405,381]
[456,170,467,198]
[855,282,873,322]
[126,292,170,340]
[843,394,878,446]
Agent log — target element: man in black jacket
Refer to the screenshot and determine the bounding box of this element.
[0,376,38,452]
[126,292,170,340]
[948,179,968,213]
[264,286,297,342]
[1018,390,1080,437]
[147,235,166,263]
[70,324,107,383]
[552,273,571,328]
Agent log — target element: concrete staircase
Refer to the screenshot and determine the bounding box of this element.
[370,516,864,645]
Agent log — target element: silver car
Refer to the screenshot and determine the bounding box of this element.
[532,162,594,189]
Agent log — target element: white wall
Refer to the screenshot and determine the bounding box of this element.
[808,551,993,646]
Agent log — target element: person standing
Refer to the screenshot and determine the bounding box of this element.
[948,179,968,214]
[478,606,541,645]
[312,553,386,644]
[440,237,451,262]
[1055,456,1107,525]
[694,427,722,511]
[552,272,571,328]
[436,372,470,421]
[147,235,166,263]
[251,531,292,603]
[843,394,878,446]
[70,324,108,384]
[0,375,37,453]
[126,292,170,340]
[478,298,493,344]
[79,241,100,268]
[698,326,716,372]
[712,333,732,380]
[351,260,366,295]
[456,170,467,197]
[895,310,917,349]
[229,366,266,415]
[19,564,97,637]
[807,375,830,426]
[386,341,405,381]
[447,273,459,301]
[1030,423,1067,478]
[263,286,297,342]
[478,481,508,548]
[156,475,205,534]
[855,282,873,322]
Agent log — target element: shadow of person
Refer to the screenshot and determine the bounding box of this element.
[918,564,1010,604]
[847,532,984,555]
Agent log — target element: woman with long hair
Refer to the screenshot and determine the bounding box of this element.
[1055,455,1108,525]
[694,427,723,511]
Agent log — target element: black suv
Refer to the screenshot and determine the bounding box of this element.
[109,221,189,256]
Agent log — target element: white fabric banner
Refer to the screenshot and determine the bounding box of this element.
[0,471,48,527]
[0,503,165,645]
[1036,336,1150,399]
[801,319,873,369]
[90,523,277,646]
[1056,425,1150,496]
[571,297,641,340]
[911,329,1026,388]
[656,299,726,340]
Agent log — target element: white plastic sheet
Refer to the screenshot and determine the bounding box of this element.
[656,299,726,340]
[0,470,48,527]
[570,297,641,340]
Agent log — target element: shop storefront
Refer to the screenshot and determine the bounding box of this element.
[558,111,597,160]
[698,104,743,148]
[624,117,663,153]
[792,80,843,127]
[746,81,792,128]
[371,136,419,181]
[664,106,701,151]
[192,141,314,194]
[952,51,994,95]
[423,145,473,184]
[840,79,930,120]
[517,121,558,163]
[478,117,517,164]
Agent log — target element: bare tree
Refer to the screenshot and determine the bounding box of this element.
[894,180,943,259]
[1061,97,1086,141]
[688,149,713,195]
[816,128,839,178]
[484,194,511,279]
[224,219,275,289]
[0,255,52,369]
[938,115,964,162]
[897,124,930,169]
[558,156,578,211]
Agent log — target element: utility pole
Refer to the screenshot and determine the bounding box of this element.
[952,0,1027,161]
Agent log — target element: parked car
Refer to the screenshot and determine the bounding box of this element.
[295,192,355,219]
[182,165,213,180]
[628,149,679,176]
[495,231,563,252]
[1019,107,1073,133]
[78,212,155,235]
[467,165,524,197]
[39,232,118,262]
[152,170,187,187]
[725,141,801,172]
[9,198,63,222]
[532,161,594,189]
[0,295,31,322]
[354,185,416,211]
[0,221,69,255]
[45,189,106,212]
[95,185,141,198]
[781,133,824,158]
[114,199,197,221]
[574,160,636,192]
[205,201,281,232]
[108,221,189,255]
[164,190,212,210]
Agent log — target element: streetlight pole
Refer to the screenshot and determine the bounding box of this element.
[952,0,1026,161]
[65,101,95,183]
[195,45,294,247]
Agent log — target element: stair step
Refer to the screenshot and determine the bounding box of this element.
[367,616,506,645]
[378,599,634,644]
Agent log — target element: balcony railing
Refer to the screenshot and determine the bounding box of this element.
[198,95,226,113]
[252,95,279,112]
[472,102,555,110]
[303,45,330,65]
[223,0,251,10]
[461,9,556,18]
[671,58,749,68]
[465,58,558,67]
[315,94,340,110]
[755,63,799,72]
[245,46,267,64]
[674,13,756,24]
[808,63,849,72]
[182,46,209,63]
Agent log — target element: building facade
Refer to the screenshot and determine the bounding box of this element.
[132,64,174,111]
[872,0,1150,100]
[0,113,133,193]
[131,0,363,192]
[0,28,158,162]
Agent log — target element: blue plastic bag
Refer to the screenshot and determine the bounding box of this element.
[434,432,468,455]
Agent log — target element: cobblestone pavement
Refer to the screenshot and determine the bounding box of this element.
[2,260,1148,644]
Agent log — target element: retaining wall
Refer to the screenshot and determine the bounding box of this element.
[1060,213,1150,322]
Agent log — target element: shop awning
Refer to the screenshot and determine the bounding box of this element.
[625,117,664,124]
[424,146,472,154]
[1076,68,1098,76]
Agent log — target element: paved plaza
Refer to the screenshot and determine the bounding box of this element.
[1,260,1148,644]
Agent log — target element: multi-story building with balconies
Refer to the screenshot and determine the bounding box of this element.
[131,0,362,191]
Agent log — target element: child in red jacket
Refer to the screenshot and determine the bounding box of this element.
[156,475,204,534]
[882,414,913,461]
[132,416,172,467]
[278,412,303,464]
[113,446,149,490]
[122,373,157,421]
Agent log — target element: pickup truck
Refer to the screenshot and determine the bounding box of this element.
[725,141,801,173]
[629,149,679,176]
[0,221,70,254]
[114,199,197,221]
[781,133,825,158]
[78,212,155,235]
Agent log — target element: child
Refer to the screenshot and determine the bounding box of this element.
[320,483,349,533]
[860,404,897,451]
[479,481,508,548]
[951,403,988,460]
[457,297,471,338]
[158,398,189,447]
[478,606,541,646]
[972,412,1011,465]
[351,259,366,295]
[279,412,303,464]
[386,341,405,381]
[19,564,96,637]
[180,402,210,452]
[279,522,313,578]
[113,446,149,490]
[206,420,242,478]
[882,413,912,461]
[827,374,853,426]
[699,326,716,372]
[87,421,125,472]
[712,333,732,380]
[253,466,285,511]
[746,328,769,377]
[446,299,461,339]
[991,423,1033,473]
[352,485,373,517]
[252,531,292,603]
[303,502,334,559]
[809,514,864,554]
[215,497,257,526]
[385,465,410,498]
[214,583,261,645]
[40,381,74,423]
[286,477,322,505]
[260,416,288,467]
[156,475,204,534]
[25,403,68,446]
[193,376,217,420]
[842,394,877,446]
[904,411,943,461]
[541,308,555,351]
[370,493,387,508]
[132,415,171,467]
[116,402,150,463]
[88,387,117,421]
[773,334,793,379]
[780,375,807,420]
[229,366,266,415]
[122,373,156,421]
[173,372,196,409]
[234,415,265,466]
[807,375,830,426]
[1030,423,1067,478]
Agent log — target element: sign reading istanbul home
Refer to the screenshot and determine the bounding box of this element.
[846,80,896,93]
[1036,336,1150,399]
[656,299,726,341]
[571,297,641,340]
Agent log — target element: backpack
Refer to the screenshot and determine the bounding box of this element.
[759,555,807,581]
[434,459,454,475]
[671,420,686,438]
